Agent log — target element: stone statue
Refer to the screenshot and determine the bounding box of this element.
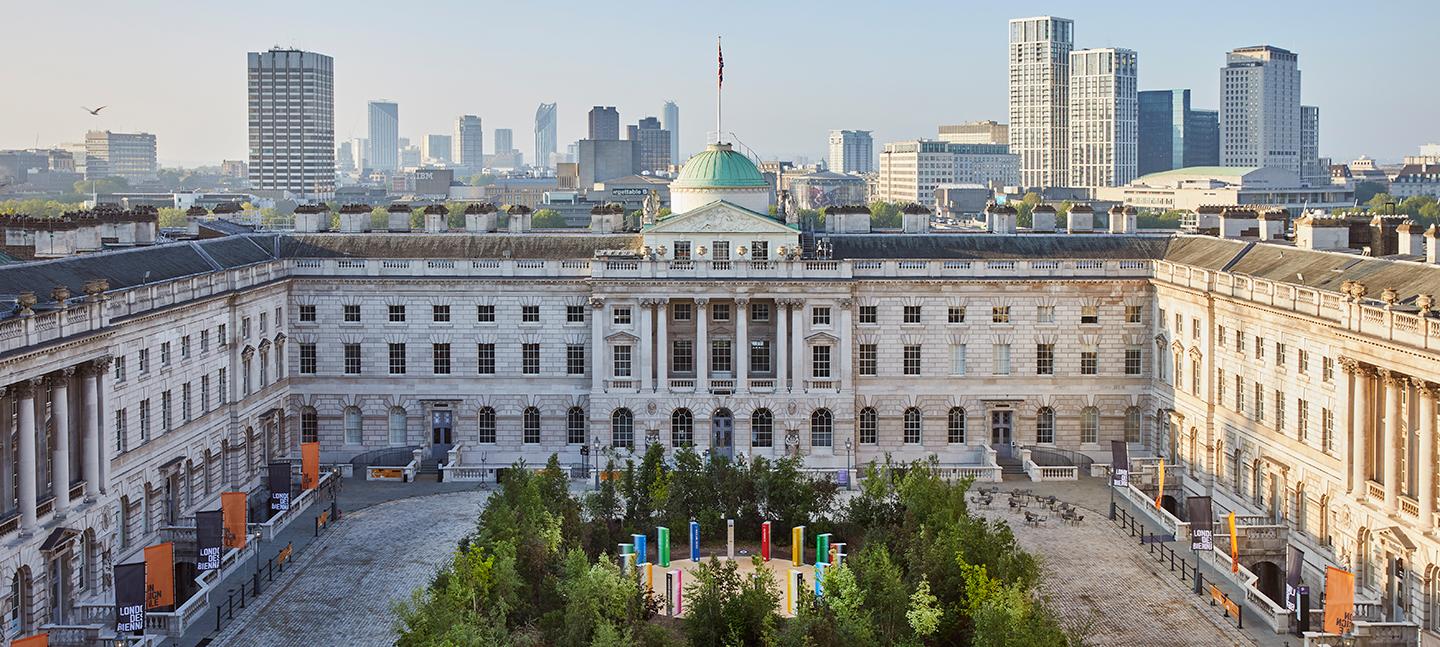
[642,190,661,226]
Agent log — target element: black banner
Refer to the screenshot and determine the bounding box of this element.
[196,510,224,571]
[115,562,146,634]
[1186,496,1214,552]
[1286,545,1305,614]
[1109,440,1130,487]
[268,462,292,513]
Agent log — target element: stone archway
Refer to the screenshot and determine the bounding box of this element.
[1252,560,1285,606]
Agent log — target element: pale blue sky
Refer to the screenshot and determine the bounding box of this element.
[2,0,1435,167]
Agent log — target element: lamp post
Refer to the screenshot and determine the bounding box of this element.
[844,437,853,490]
[592,437,602,491]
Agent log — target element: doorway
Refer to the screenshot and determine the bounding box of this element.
[990,411,1013,457]
[430,409,453,463]
[712,409,734,460]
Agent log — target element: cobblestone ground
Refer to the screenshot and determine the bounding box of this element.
[211,490,487,647]
[975,480,1274,647]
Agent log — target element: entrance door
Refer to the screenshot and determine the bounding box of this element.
[48,554,71,624]
[712,410,734,460]
[990,411,1013,458]
[430,410,454,462]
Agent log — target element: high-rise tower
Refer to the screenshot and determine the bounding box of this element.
[1008,16,1074,188]
[1221,46,1301,173]
[247,48,335,198]
[535,102,557,169]
[368,101,400,173]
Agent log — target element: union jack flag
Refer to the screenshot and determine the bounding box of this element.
[718,37,724,88]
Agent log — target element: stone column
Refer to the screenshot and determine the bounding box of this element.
[16,379,39,535]
[838,299,854,393]
[775,300,789,392]
[50,368,75,517]
[790,300,805,391]
[590,297,605,391]
[1418,382,1436,532]
[656,300,669,390]
[83,357,109,499]
[735,298,749,393]
[695,298,710,393]
[1349,361,1373,499]
[1380,369,1402,514]
[639,301,654,392]
[1340,358,1357,494]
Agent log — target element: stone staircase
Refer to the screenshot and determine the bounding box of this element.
[996,454,1027,477]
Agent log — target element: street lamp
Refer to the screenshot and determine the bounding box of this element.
[592,437,602,490]
[844,437,854,490]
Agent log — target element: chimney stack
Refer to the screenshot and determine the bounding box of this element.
[1066,204,1094,233]
[901,203,930,234]
[464,203,497,233]
[1219,207,1259,240]
[1294,212,1350,251]
[985,202,1016,235]
[294,203,331,233]
[589,203,624,233]
[1397,221,1424,256]
[507,205,533,233]
[422,204,448,233]
[338,204,371,233]
[386,203,413,232]
[1031,204,1056,232]
[1427,224,1438,264]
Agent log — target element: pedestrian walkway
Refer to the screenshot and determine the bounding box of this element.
[175,474,486,647]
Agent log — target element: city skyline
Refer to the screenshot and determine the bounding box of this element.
[1,1,1436,167]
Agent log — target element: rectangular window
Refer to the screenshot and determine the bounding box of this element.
[712,240,731,260]
[1126,305,1142,324]
[1322,408,1334,452]
[712,340,733,373]
[1255,336,1264,360]
[672,340,694,373]
[567,345,586,375]
[1297,400,1309,441]
[752,413,773,447]
[1036,305,1054,323]
[1081,305,1099,324]
[114,409,127,453]
[201,375,211,412]
[201,329,210,353]
[903,305,922,324]
[1080,351,1098,375]
[812,307,831,326]
[522,343,541,374]
[523,305,541,323]
[477,304,496,323]
[343,304,360,322]
[114,356,127,382]
[1297,349,1309,375]
[859,305,877,324]
[750,341,771,373]
[344,344,362,374]
[993,344,1011,375]
[812,345,832,378]
[182,383,192,422]
[477,343,496,374]
[1036,344,1054,375]
[992,306,1011,323]
[712,303,731,322]
[1173,313,1182,333]
[389,304,406,322]
[1192,319,1201,340]
[611,307,630,325]
[1322,356,1334,382]
[138,349,150,374]
[673,303,692,321]
[1192,359,1201,397]
[433,344,451,374]
[299,343,317,374]
[241,317,250,339]
[1234,375,1244,412]
[566,305,586,323]
[613,345,632,377]
[1274,390,1285,429]
[750,302,770,322]
[1253,382,1265,421]
[160,391,172,433]
[181,335,191,358]
[858,344,877,376]
[160,342,171,366]
[952,345,967,375]
[1217,369,1226,404]
[949,306,967,324]
[1276,342,1287,367]
[1236,333,1246,354]
[903,345,921,375]
[139,399,150,442]
[1217,325,1227,348]
[432,305,451,323]
[674,240,692,259]
[1125,349,1142,376]
[389,343,407,375]
[299,305,316,322]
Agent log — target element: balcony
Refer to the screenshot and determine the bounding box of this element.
[804,379,838,392]
[709,379,735,394]
[748,379,776,392]
[604,379,637,392]
[668,378,695,392]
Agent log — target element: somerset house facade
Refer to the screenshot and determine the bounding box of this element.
[1,140,1438,641]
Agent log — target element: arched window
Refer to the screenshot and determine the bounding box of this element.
[1081,407,1099,444]
[1294,484,1308,535]
[567,407,586,444]
[948,407,967,444]
[1427,565,1440,632]
[523,407,541,444]
[671,408,694,447]
[1318,495,1330,546]
[810,409,833,447]
[476,407,497,444]
[388,407,407,445]
[903,407,923,444]
[858,407,878,444]
[339,407,359,445]
[9,567,32,634]
[612,408,634,449]
[1036,407,1055,444]
[751,408,773,448]
[301,406,319,443]
[118,495,132,549]
[1125,407,1141,443]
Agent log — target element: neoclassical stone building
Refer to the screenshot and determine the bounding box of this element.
[0,141,1437,642]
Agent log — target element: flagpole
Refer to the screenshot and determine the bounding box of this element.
[716,36,722,144]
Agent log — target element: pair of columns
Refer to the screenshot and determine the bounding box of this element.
[8,356,109,536]
[1343,358,1440,529]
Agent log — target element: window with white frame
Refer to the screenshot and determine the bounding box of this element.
[1036,305,1054,323]
[522,343,541,374]
[750,340,771,374]
[810,409,833,447]
[903,345,921,375]
[612,345,632,377]
[711,340,732,374]
[812,345,832,378]
[477,407,496,444]
[1036,407,1055,444]
[993,344,1011,375]
[1036,344,1054,375]
[903,408,923,444]
[948,407,966,443]
[812,307,831,326]
[1081,407,1099,444]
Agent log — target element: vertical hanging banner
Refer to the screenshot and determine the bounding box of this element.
[761,521,771,561]
[1285,545,1306,614]
[1153,459,1166,509]
[1227,512,1240,573]
[268,462,292,513]
[301,441,320,490]
[657,527,670,567]
[1110,440,1130,487]
[195,510,224,571]
[689,520,700,562]
[114,562,146,634]
[1323,566,1355,635]
[12,634,48,647]
[792,526,805,567]
[143,542,175,610]
[221,491,248,549]
[1186,496,1214,551]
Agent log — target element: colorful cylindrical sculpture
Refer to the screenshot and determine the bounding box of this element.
[633,533,647,566]
[761,521,772,561]
[689,520,700,562]
[657,527,670,567]
[792,526,805,567]
[815,561,828,598]
[816,533,830,568]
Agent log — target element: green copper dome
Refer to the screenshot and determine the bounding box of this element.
[671,143,769,189]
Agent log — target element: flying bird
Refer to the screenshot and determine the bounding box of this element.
[82,106,106,116]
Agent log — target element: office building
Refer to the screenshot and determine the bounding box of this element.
[535,102,557,169]
[938,121,1009,145]
[627,117,672,174]
[663,101,680,162]
[827,130,874,174]
[336,142,355,174]
[246,48,334,198]
[1301,105,1322,183]
[876,140,1019,205]
[368,101,400,173]
[1009,16,1074,188]
[423,134,452,166]
[84,131,157,182]
[1138,90,1220,175]
[588,106,620,140]
[1068,48,1138,189]
[1221,46,1301,173]
[494,129,514,156]
[453,115,483,174]
[1094,166,1354,211]
[350,138,369,172]
[577,139,639,187]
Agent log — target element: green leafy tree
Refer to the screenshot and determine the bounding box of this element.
[532,208,569,228]
[156,207,187,228]
[72,177,128,195]
[683,557,781,646]
[1353,181,1385,204]
[906,577,942,640]
[0,199,85,219]
[869,201,903,228]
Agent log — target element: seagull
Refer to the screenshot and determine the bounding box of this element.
[82,105,106,116]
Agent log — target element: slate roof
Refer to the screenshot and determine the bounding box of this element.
[278,233,643,260]
[826,234,1173,260]
[0,237,272,301]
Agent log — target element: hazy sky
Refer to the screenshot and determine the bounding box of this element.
[3,0,1436,167]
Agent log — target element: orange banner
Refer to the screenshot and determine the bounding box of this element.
[222,491,248,549]
[13,634,48,647]
[1323,566,1355,635]
[1227,512,1239,574]
[302,442,320,490]
[1153,459,1166,508]
[144,542,175,609]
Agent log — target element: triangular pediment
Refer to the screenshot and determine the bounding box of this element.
[646,201,799,235]
[605,331,640,342]
[805,331,840,344]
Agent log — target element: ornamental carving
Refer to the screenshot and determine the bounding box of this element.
[588,296,605,309]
